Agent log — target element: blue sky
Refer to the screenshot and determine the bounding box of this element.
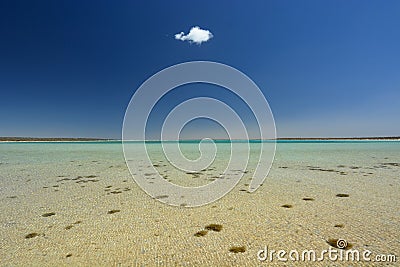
[0,1,399,138]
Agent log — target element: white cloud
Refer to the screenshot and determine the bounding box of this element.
[174,26,213,44]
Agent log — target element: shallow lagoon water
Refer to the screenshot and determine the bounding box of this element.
[0,141,399,266]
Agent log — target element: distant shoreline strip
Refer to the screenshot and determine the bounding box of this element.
[0,136,399,142]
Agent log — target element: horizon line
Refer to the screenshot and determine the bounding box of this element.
[1,136,400,142]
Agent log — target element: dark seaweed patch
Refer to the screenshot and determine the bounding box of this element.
[189,172,201,178]
[336,194,349,198]
[57,178,71,182]
[194,230,208,237]
[107,209,120,214]
[25,233,39,239]
[155,195,169,199]
[205,224,223,232]
[381,162,399,167]
[42,212,56,217]
[76,179,99,183]
[308,166,346,175]
[229,246,246,253]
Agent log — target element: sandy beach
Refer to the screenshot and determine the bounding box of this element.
[0,141,399,266]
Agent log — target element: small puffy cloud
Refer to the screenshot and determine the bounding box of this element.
[174,26,213,44]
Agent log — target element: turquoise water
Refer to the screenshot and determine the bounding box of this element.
[1,140,399,186]
[1,141,399,184]
[1,140,399,162]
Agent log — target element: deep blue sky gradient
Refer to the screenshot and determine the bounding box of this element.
[0,1,399,138]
